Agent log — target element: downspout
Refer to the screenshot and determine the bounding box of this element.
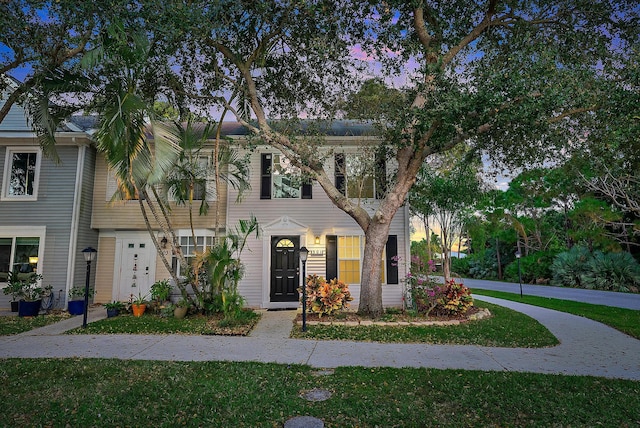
[65,144,86,306]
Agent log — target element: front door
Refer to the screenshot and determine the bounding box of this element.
[116,239,155,301]
[270,236,300,302]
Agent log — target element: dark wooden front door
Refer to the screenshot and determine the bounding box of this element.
[270,236,300,302]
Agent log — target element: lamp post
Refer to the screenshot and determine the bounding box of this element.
[81,247,97,328]
[515,250,522,298]
[299,246,309,332]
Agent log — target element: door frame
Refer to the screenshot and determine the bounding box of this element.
[261,216,308,309]
[269,235,301,303]
[112,232,157,301]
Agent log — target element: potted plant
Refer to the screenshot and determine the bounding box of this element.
[150,279,172,303]
[131,293,148,317]
[103,301,126,318]
[3,270,24,312]
[17,272,44,317]
[173,297,189,319]
[67,286,95,315]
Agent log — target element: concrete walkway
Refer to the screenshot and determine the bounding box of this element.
[0,294,639,380]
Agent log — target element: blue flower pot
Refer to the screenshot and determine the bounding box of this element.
[18,300,41,317]
[67,300,85,315]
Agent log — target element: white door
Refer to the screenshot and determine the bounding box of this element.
[115,239,156,301]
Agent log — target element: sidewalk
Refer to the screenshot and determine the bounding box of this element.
[1,297,639,380]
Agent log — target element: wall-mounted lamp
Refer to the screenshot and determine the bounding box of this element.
[315,236,320,245]
[160,236,168,249]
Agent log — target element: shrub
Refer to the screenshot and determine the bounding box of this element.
[304,275,353,317]
[408,277,474,317]
[467,250,499,279]
[504,251,556,284]
[550,246,592,288]
[581,251,640,292]
[450,257,471,276]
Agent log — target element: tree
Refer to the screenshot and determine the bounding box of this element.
[0,1,99,125]
[20,1,639,316]
[165,0,639,317]
[411,161,483,280]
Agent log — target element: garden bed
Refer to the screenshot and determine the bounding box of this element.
[294,306,490,326]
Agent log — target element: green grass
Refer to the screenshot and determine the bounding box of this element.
[471,289,640,339]
[0,313,71,335]
[1,358,638,427]
[66,311,261,335]
[291,302,559,347]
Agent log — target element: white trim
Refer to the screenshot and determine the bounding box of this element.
[65,145,85,299]
[1,146,42,201]
[0,226,46,279]
[261,216,309,309]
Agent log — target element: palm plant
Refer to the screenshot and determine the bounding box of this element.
[80,21,196,301]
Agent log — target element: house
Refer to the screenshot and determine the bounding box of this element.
[91,121,410,309]
[225,122,410,309]
[1,96,410,310]
[0,78,98,308]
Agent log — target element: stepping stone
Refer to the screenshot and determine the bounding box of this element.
[284,416,324,428]
[300,388,332,401]
[311,369,335,377]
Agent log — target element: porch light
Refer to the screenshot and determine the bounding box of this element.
[315,236,320,245]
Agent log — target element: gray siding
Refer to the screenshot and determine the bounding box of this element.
[0,145,81,299]
[72,147,99,296]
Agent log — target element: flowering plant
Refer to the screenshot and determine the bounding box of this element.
[302,274,353,317]
[405,259,473,316]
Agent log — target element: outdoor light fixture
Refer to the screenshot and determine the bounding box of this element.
[81,247,97,328]
[299,246,309,332]
[28,256,38,265]
[315,236,320,245]
[515,250,523,298]
[160,236,168,249]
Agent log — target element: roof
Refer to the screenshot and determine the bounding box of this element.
[62,117,379,138]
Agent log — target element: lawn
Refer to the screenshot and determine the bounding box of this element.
[0,312,71,335]
[66,310,261,336]
[471,289,640,339]
[291,302,559,347]
[1,358,638,427]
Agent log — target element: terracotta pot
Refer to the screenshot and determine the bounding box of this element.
[132,304,146,317]
[173,306,188,319]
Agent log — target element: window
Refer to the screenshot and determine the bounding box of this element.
[325,234,398,285]
[2,148,41,200]
[338,236,361,284]
[0,236,41,283]
[335,152,386,199]
[172,234,215,276]
[260,153,312,199]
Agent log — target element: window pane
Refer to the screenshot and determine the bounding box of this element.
[339,260,360,284]
[346,154,374,198]
[272,155,301,198]
[14,237,39,273]
[9,152,37,196]
[0,238,12,278]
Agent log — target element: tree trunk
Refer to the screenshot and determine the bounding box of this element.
[496,237,502,280]
[357,221,390,318]
[423,216,431,264]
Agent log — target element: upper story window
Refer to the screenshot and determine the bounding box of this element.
[2,147,41,201]
[335,152,387,199]
[260,153,312,200]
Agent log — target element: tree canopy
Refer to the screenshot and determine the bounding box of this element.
[3,0,638,316]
